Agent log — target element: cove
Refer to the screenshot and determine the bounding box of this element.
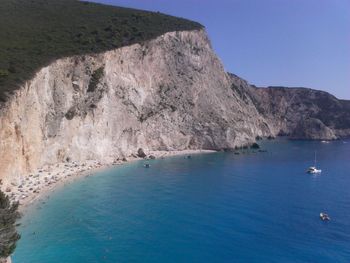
[13,139,350,262]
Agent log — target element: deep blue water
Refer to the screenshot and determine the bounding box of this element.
[13,139,350,263]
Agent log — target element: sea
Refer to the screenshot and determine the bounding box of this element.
[12,139,350,263]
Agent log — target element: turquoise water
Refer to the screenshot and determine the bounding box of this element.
[13,139,350,263]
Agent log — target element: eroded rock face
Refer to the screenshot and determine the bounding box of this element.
[252,87,350,139]
[290,118,337,140]
[229,73,350,140]
[0,29,270,185]
[1,29,349,186]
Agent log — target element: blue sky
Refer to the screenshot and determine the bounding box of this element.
[91,0,350,99]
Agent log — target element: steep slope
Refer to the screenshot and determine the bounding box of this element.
[229,73,350,140]
[0,0,202,102]
[0,1,349,188]
[0,29,271,186]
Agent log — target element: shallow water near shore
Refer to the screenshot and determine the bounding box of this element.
[13,139,350,262]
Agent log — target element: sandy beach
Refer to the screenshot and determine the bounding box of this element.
[2,149,215,212]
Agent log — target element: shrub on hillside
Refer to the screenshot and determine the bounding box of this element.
[0,190,21,260]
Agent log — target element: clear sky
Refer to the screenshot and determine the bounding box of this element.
[90,0,350,99]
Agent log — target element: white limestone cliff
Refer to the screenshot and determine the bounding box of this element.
[0,29,271,186]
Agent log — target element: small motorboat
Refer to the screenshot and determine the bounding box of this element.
[320,212,330,221]
[144,163,150,168]
[307,166,322,174]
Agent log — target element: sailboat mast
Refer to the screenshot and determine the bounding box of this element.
[314,151,317,167]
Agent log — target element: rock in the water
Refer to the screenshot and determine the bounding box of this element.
[137,148,147,158]
[250,143,260,149]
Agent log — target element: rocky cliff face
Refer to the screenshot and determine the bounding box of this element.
[1,28,349,186]
[0,29,271,185]
[230,73,350,140]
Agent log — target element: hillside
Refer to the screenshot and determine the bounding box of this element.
[0,0,202,102]
[229,73,350,140]
[0,1,349,188]
[0,28,273,185]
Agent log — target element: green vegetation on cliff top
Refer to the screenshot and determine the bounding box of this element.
[0,0,202,102]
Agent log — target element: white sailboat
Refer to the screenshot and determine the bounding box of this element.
[306,151,322,174]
